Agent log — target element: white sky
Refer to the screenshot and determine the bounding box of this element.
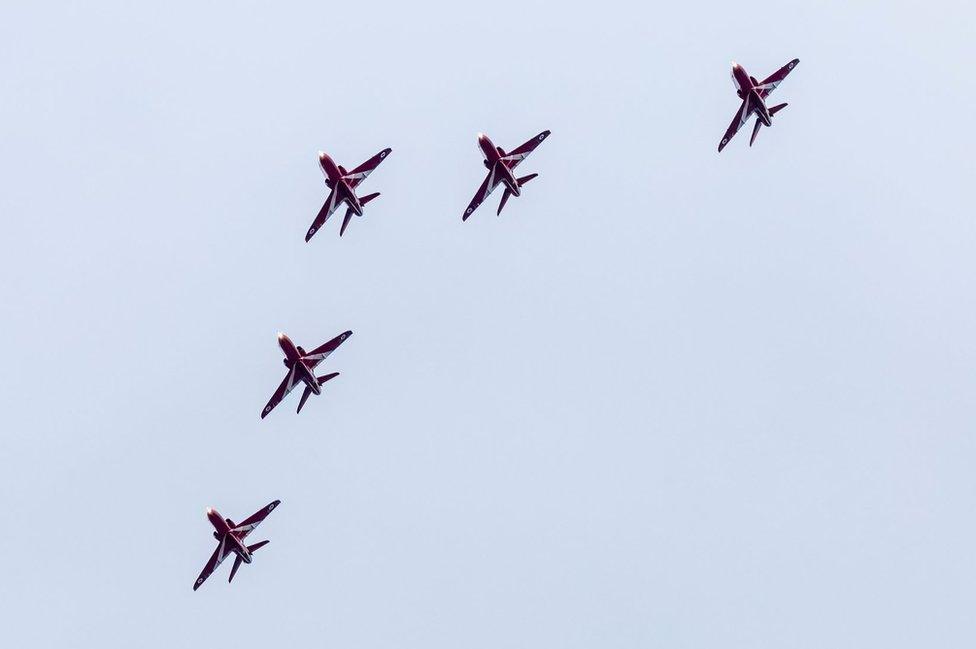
[1,1,975,647]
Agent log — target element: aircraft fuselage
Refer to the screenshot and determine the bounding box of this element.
[207,508,253,563]
[277,333,321,395]
[478,133,520,197]
[319,152,363,215]
[731,62,771,126]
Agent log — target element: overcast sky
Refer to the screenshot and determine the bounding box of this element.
[2,0,975,647]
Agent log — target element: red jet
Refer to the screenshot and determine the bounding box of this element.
[306,148,392,241]
[718,59,799,151]
[462,130,550,221]
[192,500,280,591]
[260,331,352,418]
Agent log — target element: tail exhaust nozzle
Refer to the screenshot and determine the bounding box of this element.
[497,174,539,215]
[297,373,340,413]
[229,541,269,584]
[340,193,380,237]
[750,104,788,147]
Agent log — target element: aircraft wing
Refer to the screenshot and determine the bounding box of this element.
[305,188,342,242]
[345,148,392,189]
[500,130,551,169]
[193,536,233,590]
[231,500,280,540]
[462,169,504,221]
[756,58,799,99]
[260,366,301,418]
[302,331,353,370]
[718,96,752,152]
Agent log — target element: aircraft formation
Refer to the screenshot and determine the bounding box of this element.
[192,58,800,590]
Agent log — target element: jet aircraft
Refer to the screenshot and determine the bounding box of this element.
[718,59,799,151]
[462,130,550,221]
[260,331,352,418]
[306,148,391,241]
[192,500,280,591]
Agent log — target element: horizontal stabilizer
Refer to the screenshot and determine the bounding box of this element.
[360,192,380,205]
[340,208,354,237]
[297,384,313,414]
[517,173,538,186]
[769,102,788,115]
[229,555,243,583]
[749,119,763,147]
[318,372,339,385]
[247,540,270,553]
[497,188,512,216]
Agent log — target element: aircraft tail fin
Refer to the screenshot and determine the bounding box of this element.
[769,102,788,115]
[229,555,244,583]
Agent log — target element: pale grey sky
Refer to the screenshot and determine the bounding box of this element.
[2,0,975,647]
